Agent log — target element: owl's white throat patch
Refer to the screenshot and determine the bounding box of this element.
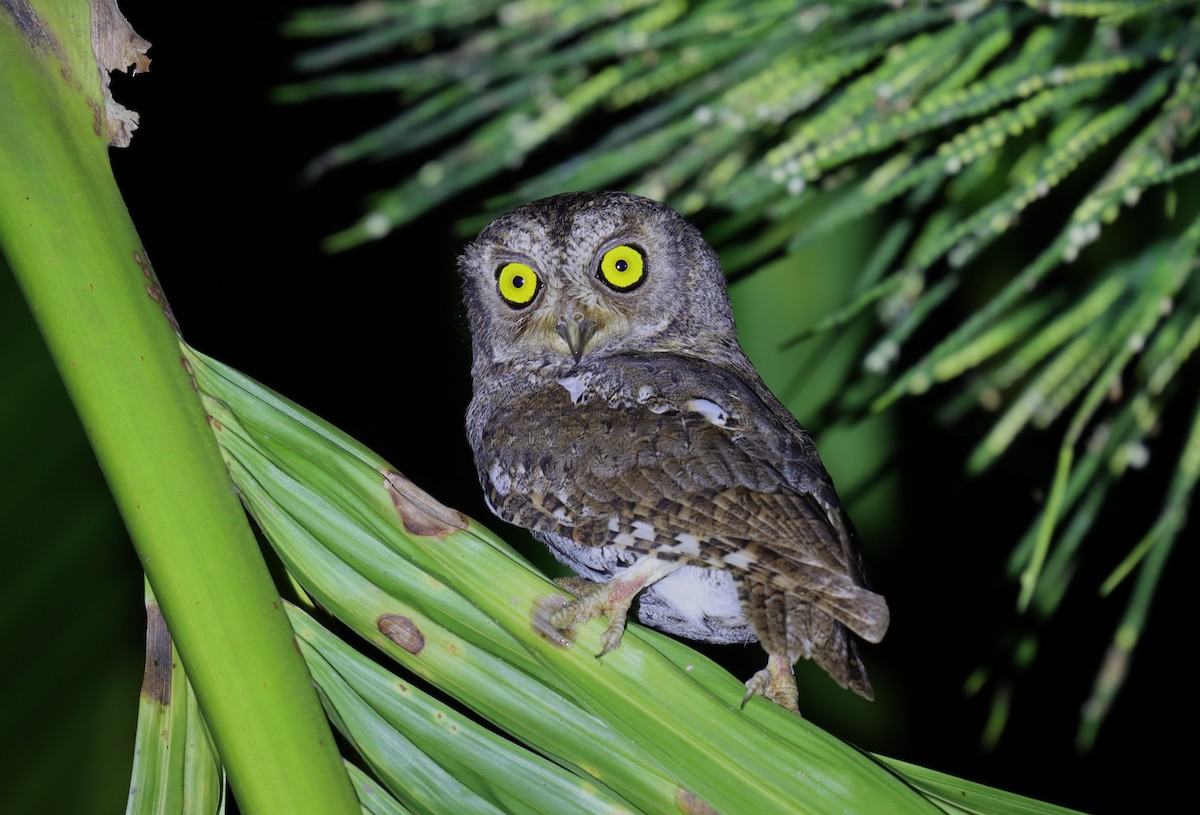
[557,373,590,405]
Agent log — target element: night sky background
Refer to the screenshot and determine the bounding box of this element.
[2,3,1192,814]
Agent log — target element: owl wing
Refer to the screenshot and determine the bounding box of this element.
[478,352,888,646]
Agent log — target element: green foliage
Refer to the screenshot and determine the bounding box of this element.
[281,0,1200,748]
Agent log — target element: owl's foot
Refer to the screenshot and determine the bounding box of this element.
[532,578,607,648]
[535,577,640,656]
[532,558,680,657]
[548,577,631,652]
[552,576,601,596]
[742,653,800,714]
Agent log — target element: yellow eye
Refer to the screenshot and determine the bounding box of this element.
[496,262,540,307]
[598,245,645,291]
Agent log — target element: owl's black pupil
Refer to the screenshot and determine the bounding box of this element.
[512,275,525,288]
[615,259,628,272]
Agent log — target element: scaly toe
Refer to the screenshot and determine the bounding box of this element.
[532,595,575,647]
[534,560,675,658]
[597,616,627,657]
[742,653,801,714]
[548,593,594,631]
[742,668,770,708]
[553,576,602,596]
[537,580,636,658]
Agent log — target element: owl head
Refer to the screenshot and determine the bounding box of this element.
[459,191,740,377]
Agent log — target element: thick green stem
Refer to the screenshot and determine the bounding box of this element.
[0,2,357,812]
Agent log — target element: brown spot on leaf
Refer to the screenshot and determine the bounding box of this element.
[382,469,467,538]
[676,789,720,815]
[141,600,174,705]
[137,250,182,337]
[378,614,425,654]
[183,355,200,395]
[3,0,63,62]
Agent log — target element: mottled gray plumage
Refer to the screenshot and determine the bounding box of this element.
[460,190,888,707]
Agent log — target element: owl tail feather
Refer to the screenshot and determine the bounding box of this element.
[819,585,890,645]
[744,582,878,701]
[752,561,890,645]
[812,637,874,701]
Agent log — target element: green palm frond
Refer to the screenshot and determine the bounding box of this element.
[160,343,1084,815]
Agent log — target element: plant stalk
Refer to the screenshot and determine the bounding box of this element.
[0,2,357,812]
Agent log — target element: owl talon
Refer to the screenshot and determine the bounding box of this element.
[532,559,681,656]
[742,653,801,714]
[597,617,627,657]
[532,595,576,647]
[547,583,635,658]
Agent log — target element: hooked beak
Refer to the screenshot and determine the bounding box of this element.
[555,311,597,364]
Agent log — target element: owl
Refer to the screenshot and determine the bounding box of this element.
[460,191,888,710]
